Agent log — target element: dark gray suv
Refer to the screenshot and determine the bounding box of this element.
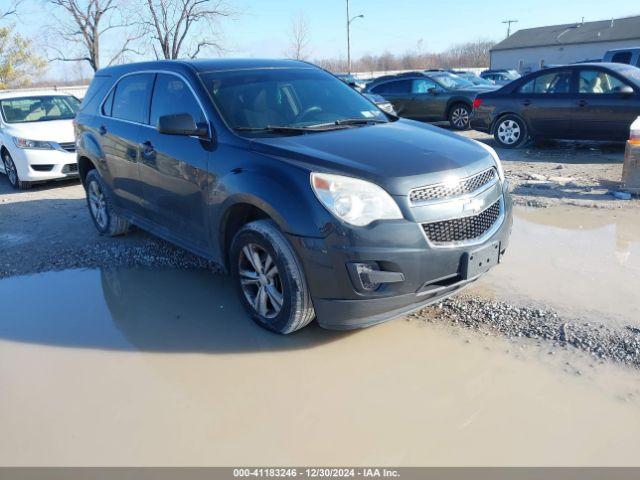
[75,59,512,334]
[365,71,494,129]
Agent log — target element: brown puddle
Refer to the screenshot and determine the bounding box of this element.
[1,268,640,466]
[473,205,640,327]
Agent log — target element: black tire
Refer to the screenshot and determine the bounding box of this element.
[230,219,315,334]
[2,151,31,190]
[84,169,131,236]
[493,114,528,148]
[448,103,471,130]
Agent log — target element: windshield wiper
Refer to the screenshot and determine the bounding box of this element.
[333,118,387,126]
[234,124,328,134]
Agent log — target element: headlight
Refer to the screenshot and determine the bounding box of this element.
[13,137,53,150]
[311,172,403,227]
[474,140,505,182]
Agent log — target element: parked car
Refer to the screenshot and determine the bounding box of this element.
[362,92,396,115]
[365,71,490,129]
[335,73,366,91]
[75,59,512,334]
[0,91,80,189]
[471,63,640,148]
[450,71,497,87]
[604,47,640,68]
[480,69,521,85]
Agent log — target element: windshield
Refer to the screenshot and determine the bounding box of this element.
[612,65,640,86]
[200,68,387,134]
[430,73,474,89]
[462,74,494,86]
[0,95,80,123]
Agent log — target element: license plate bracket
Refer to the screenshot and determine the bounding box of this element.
[462,241,500,279]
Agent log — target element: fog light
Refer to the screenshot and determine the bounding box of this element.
[355,263,381,291]
[346,262,405,293]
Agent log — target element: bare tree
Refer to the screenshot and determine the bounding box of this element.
[1,0,23,20]
[285,12,310,60]
[47,0,140,71]
[142,0,232,59]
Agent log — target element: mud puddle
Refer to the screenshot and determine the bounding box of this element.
[1,268,640,466]
[473,205,640,328]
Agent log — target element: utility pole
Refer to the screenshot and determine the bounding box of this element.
[346,0,363,73]
[502,19,518,37]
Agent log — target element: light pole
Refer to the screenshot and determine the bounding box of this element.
[346,0,363,73]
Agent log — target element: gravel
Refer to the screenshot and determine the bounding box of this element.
[412,295,640,369]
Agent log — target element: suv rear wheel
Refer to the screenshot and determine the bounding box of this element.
[84,169,131,236]
[494,115,528,148]
[230,219,315,334]
[448,103,471,130]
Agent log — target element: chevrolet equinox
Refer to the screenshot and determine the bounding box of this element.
[75,59,513,334]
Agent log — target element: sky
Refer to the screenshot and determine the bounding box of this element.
[11,0,640,80]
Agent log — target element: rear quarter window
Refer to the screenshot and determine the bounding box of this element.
[80,75,112,114]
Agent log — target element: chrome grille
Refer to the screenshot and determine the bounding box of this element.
[59,142,76,152]
[422,199,501,245]
[409,168,496,204]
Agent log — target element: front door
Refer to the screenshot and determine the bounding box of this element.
[409,78,447,121]
[573,68,640,141]
[138,73,211,252]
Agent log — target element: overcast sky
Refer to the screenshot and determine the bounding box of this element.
[13,0,640,80]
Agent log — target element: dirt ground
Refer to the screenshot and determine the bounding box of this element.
[460,129,640,209]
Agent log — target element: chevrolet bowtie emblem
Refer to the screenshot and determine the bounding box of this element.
[463,198,484,214]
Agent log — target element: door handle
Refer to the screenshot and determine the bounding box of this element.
[577,100,588,107]
[98,125,107,135]
[521,99,531,107]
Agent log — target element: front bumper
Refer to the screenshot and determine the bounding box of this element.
[288,182,513,330]
[7,146,77,182]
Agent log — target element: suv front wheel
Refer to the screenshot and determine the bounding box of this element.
[230,219,315,334]
[448,103,471,130]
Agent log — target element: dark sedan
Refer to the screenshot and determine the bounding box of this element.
[471,63,640,148]
[365,71,491,130]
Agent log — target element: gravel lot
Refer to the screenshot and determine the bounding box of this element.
[1,133,638,370]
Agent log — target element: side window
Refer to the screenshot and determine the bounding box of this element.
[150,74,206,128]
[102,88,115,116]
[518,71,572,94]
[111,73,155,124]
[578,70,627,94]
[412,78,437,94]
[372,80,411,94]
[611,51,632,64]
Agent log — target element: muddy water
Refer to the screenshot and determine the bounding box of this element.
[474,206,640,327]
[1,268,640,466]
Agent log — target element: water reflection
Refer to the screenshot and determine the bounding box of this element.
[0,268,348,352]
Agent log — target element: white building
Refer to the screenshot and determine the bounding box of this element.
[490,15,640,73]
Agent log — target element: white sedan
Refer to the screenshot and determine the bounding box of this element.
[0,91,80,189]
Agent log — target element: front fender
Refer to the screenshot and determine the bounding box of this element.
[213,166,333,255]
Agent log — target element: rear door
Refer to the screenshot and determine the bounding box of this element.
[138,73,211,251]
[515,69,575,139]
[573,68,640,140]
[370,80,413,117]
[99,73,155,215]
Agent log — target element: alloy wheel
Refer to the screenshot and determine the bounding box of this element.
[3,155,18,186]
[451,107,470,129]
[88,179,108,229]
[238,243,284,319]
[497,119,521,145]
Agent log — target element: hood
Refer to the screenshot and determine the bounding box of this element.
[3,119,75,143]
[249,119,495,195]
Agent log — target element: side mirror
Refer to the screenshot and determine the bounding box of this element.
[427,87,439,95]
[157,113,208,137]
[618,85,635,96]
